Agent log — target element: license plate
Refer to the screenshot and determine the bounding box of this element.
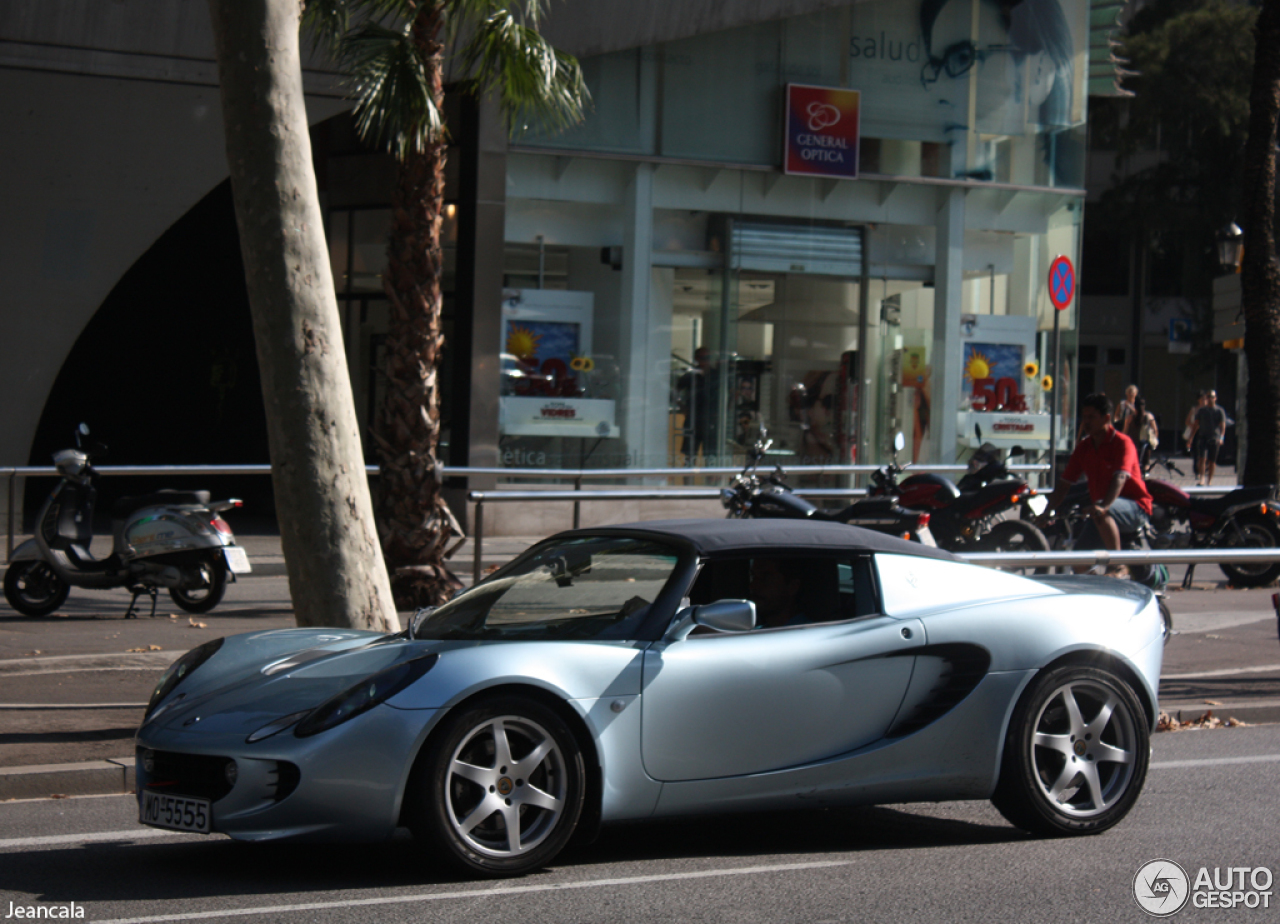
[917,526,938,547]
[223,546,252,574]
[140,790,211,833]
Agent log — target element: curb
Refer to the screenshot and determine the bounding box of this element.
[0,757,135,801]
[1156,699,1280,728]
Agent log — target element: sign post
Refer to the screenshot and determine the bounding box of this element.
[1046,255,1075,488]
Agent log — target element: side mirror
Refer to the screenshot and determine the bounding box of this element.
[1008,445,1024,458]
[693,599,756,633]
[974,422,983,442]
[893,432,905,453]
[409,606,436,637]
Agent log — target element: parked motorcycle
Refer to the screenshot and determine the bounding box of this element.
[720,431,935,544]
[1143,457,1280,588]
[4,425,251,617]
[866,441,1051,558]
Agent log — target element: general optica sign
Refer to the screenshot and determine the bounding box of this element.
[784,84,860,179]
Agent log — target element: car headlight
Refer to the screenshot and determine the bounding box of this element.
[146,637,224,717]
[293,653,438,739]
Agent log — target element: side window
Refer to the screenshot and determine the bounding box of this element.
[689,554,880,630]
[838,557,879,619]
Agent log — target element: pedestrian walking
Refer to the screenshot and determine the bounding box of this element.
[1124,395,1159,472]
[1114,384,1139,430]
[1189,390,1227,485]
[1183,391,1207,476]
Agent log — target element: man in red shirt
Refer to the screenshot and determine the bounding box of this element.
[1039,392,1152,571]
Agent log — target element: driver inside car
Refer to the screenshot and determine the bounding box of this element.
[749,557,809,628]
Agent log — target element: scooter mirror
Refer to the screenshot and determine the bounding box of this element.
[1009,445,1024,458]
[974,422,983,442]
[893,432,905,453]
[78,423,90,437]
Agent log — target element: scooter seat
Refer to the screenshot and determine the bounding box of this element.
[112,490,211,518]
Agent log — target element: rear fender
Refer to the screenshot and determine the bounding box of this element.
[9,539,42,562]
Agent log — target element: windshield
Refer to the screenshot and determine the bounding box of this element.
[413,536,681,641]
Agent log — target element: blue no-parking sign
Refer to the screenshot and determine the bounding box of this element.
[1048,255,1075,311]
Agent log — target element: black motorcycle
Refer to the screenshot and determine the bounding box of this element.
[1143,457,1280,588]
[720,432,935,544]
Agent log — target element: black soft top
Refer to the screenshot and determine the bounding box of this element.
[552,518,961,561]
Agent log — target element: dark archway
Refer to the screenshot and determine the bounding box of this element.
[27,181,274,526]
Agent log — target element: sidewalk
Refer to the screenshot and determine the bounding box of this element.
[2,508,1277,801]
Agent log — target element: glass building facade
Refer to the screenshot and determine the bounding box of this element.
[327,0,1089,476]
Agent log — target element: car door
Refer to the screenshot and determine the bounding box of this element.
[639,556,925,782]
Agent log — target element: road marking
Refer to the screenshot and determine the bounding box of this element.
[1152,754,1280,769]
[0,702,146,710]
[0,828,182,849]
[1162,663,1280,679]
[86,860,854,924]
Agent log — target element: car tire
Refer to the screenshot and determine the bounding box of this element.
[168,554,228,613]
[4,561,71,616]
[1217,515,1280,588]
[977,519,1052,574]
[408,696,585,876]
[992,665,1149,836]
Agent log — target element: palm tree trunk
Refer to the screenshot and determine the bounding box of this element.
[207,0,399,631]
[374,5,464,608]
[1241,0,1280,487]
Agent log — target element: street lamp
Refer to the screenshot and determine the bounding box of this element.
[1216,221,1244,273]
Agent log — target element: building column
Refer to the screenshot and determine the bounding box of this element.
[619,163,667,469]
[932,186,965,463]
[460,97,507,477]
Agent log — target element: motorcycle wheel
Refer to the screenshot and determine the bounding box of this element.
[4,561,71,616]
[168,554,228,613]
[977,520,1053,575]
[1218,514,1280,588]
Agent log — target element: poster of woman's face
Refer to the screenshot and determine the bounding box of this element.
[847,0,1081,143]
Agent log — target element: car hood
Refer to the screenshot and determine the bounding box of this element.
[139,628,445,739]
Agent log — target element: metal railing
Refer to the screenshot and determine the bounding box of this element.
[464,486,1265,583]
[4,462,1240,581]
[3,460,1046,560]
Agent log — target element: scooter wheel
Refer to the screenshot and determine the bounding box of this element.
[168,555,228,613]
[4,561,71,616]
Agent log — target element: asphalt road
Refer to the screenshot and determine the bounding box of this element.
[0,724,1277,924]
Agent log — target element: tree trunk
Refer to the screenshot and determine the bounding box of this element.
[206,0,399,631]
[1241,0,1280,488]
[374,7,464,610]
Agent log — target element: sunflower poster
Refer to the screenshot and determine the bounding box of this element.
[963,343,1024,391]
[499,288,619,439]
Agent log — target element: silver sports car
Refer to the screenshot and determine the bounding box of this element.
[136,519,1165,876]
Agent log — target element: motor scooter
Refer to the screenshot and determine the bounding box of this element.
[3,425,251,617]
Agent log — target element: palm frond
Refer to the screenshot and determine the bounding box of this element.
[443,0,547,31]
[342,21,445,158]
[458,11,588,135]
[301,0,352,56]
